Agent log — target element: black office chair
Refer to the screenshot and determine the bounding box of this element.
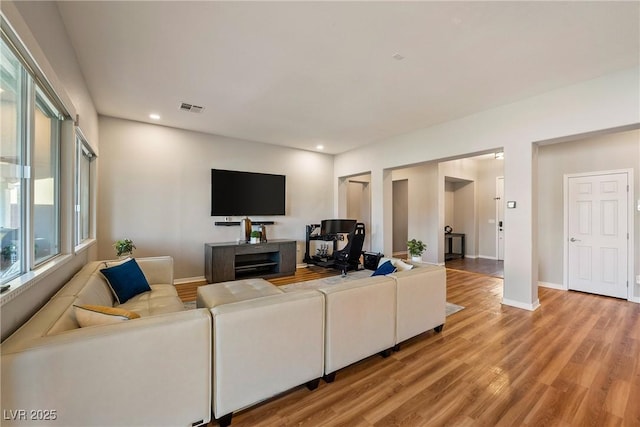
[333,222,366,275]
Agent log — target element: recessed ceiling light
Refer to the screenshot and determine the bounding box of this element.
[392,53,405,61]
[316,145,324,150]
[149,113,160,120]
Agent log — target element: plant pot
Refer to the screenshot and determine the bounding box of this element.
[411,255,422,263]
[250,237,260,244]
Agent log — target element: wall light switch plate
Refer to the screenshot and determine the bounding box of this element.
[507,201,516,209]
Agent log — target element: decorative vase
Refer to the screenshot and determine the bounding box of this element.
[411,255,422,263]
[240,217,252,242]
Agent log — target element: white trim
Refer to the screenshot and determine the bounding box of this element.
[502,297,540,311]
[174,276,206,285]
[496,176,504,261]
[538,281,566,290]
[1,254,73,306]
[563,168,635,302]
[73,238,96,255]
[629,296,640,304]
[297,263,309,269]
[476,255,499,260]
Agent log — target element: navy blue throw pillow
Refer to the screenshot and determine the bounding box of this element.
[371,260,396,277]
[101,258,151,304]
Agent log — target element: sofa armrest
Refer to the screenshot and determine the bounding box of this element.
[136,256,174,285]
[1,309,211,427]
[391,266,446,343]
[319,276,396,375]
[210,290,324,419]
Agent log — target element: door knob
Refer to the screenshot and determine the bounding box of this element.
[570,237,581,242]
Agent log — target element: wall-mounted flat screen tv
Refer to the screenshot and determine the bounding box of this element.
[211,169,286,216]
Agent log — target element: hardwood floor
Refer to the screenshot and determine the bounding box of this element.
[199,268,640,426]
[445,257,504,278]
[175,266,340,302]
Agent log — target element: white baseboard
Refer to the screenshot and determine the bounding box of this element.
[502,297,541,311]
[297,263,309,269]
[538,281,566,290]
[629,296,640,303]
[477,255,499,260]
[174,276,206,285]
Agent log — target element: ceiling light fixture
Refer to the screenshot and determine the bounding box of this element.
[149,113,161,120]
[316,145,324,150]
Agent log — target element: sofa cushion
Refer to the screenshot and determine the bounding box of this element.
[118,284,185,316]
[74,304,140,327]
[101,258,151,304]
[372,260,396,276]
[196,278,283,310]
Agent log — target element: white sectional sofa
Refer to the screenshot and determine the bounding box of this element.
[319,275,397,381]
[0,257,212,427]
[197,279,325,427]
[1,255,445,427]
[197,259,446,425]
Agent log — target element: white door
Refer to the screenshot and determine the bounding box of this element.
[496,177,504,260]
[567,172,628,299]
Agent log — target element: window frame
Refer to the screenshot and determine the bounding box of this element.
[1,22,69,287]
[73,128,96,251]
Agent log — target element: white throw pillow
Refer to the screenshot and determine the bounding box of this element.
[394,259,414,271]
[74,304,140,327]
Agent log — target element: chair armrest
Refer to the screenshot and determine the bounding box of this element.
[1,309,211,427]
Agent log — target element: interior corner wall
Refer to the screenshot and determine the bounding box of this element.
[97,116,334,279]
[452,181,476,257]
[391,163,439,264]
[537,128,640,296]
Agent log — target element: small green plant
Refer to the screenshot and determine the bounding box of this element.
[113,239,136,257]
[407,239,426,257]
[250,231,261,238]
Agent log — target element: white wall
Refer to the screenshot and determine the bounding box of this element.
[391,164,440,263]
[392,179,408,254]
[97,116,334,279]
[335,67,640,308]
[1,2,99,340]
[476,157,504,258]
[537,129,640,297]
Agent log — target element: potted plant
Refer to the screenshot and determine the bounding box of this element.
[250,231,261,244]
[113,239,136,258]
[407,238,426,262]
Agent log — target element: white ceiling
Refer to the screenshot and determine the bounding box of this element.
[56,1,639,154]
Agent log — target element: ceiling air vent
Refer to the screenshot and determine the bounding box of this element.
[179,102,205,113]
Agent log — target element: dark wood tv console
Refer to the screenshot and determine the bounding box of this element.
[204,239,296,283]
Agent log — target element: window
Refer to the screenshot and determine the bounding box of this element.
[0,38,25,282]
[75,131,94,247]
[33,87,61,264]
[1,35,64,284]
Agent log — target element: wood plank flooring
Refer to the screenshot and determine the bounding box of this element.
[184,267,640,426]
[445,257,504,278]
[175,266,339,302]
